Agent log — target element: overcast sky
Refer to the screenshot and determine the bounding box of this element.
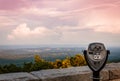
[0,0,120,46]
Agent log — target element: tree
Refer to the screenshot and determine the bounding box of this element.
[23,62,33,72]
[34,54,43,63]
[62,57,71,68]
[7,64,22,72]
[70,54,86,66]
[0,65,3,74]
[53,59,62,68]
[31,61,53,71]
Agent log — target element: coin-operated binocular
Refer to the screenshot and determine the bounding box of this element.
[83,43,110,81]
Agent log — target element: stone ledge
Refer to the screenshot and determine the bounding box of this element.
[109,79,120,81]
[0,72,39,81]
[0,63,120,81]
[31,66,109,81]
[31,66,92,81]
[105,63,120,80]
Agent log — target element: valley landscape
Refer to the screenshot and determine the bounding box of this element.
[0,46,119,66]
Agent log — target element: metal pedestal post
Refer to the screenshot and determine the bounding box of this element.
[93,71,100,81]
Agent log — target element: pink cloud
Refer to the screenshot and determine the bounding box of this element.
[94,25,120,34]
[8,23,60,40]
[1,0,120,45]
[20,7,63,17]
[0,0,31,10]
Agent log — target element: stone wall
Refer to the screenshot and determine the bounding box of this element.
[0,63,120,81]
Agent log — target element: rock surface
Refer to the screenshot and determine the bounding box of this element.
[31,66,92,81]
[0,63,120,81]
[0,72,39,81]
[109,79,120,81]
